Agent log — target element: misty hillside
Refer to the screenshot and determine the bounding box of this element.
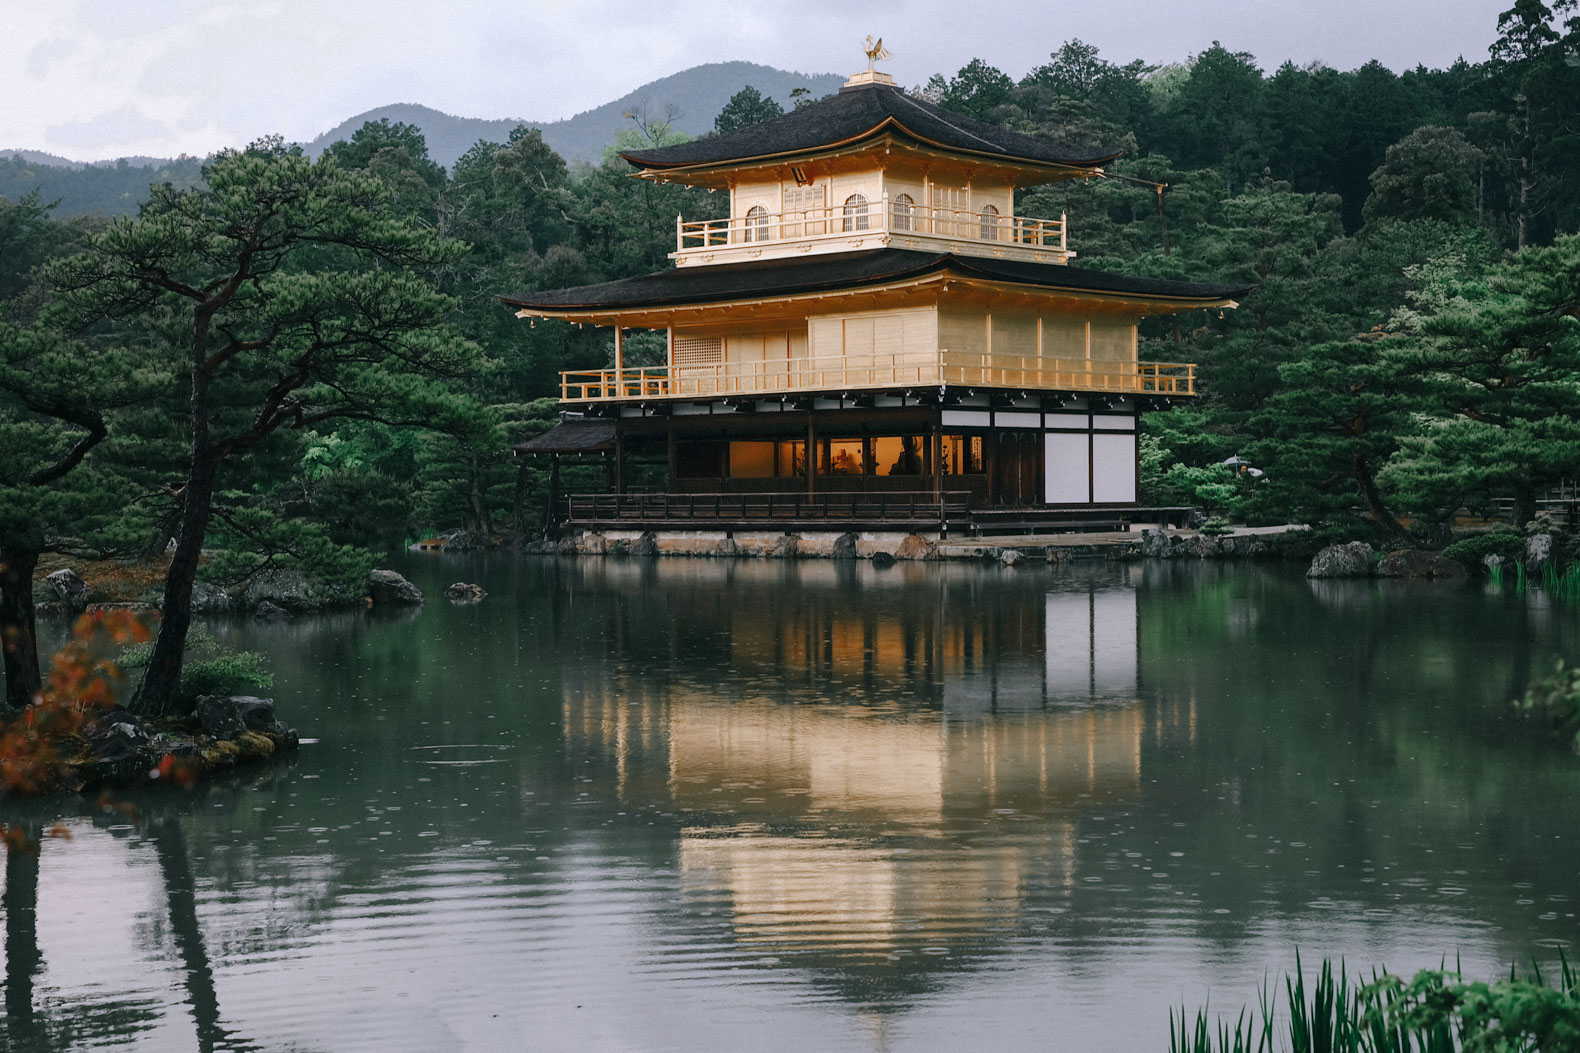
[1,62,842,216]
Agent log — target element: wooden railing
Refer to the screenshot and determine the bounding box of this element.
[560,350,1196,401]
[678,198,1067,252]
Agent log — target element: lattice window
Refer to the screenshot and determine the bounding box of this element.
[892,193,914,232]
[782,185,822,212]
[672,335,723,368]
[979,203,1001,241]
[932,186,968,235]
[782,184,823,236]
[744,205,770,242]
[842,193,869,232]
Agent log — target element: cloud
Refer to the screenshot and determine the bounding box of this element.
[47,103,176,150]
[26,37,76,77]
[3,0,1508,162]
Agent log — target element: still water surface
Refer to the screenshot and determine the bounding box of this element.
[3,557,1579,1051]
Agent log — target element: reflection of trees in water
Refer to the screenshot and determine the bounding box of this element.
[1132,562,1580,955]
[0,825,182,1052]
[149,817,260,1053]
[0,764,305,1053]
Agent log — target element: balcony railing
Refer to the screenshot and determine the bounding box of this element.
[561,350,1195,402]
[677,198,1068,253]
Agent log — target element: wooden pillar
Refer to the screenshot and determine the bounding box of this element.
[613,326,623,375]
[614,426,625,495]
[545,455,561,532]
[806,413,817,497]
[931,421,943,502]
[985,428,999,505]
[666,423,677,493]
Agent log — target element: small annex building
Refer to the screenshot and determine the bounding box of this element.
[502,53,1251,534]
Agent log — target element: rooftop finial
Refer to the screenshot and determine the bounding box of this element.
[862,36,893,74]
[847,36,897,89]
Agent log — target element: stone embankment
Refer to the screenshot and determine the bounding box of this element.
[36,567,430,619]
[519,528,1306,565]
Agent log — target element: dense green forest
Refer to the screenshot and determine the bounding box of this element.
[3,0,1579,643]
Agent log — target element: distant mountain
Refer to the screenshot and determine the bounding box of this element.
[0,149,197,170]
[0,152,205,217]
[0,61,844,215]
[303,62,843,167]
[2,149,87,170]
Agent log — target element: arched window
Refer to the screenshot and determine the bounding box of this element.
[744,205,770,243]
[978,203,1001,241]
[891,193,914,232]
[842,193,869,232]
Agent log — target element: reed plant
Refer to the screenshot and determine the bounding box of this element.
[1166,952,1579,1052]
[1541,561,1580,601]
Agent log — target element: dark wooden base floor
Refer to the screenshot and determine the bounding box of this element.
[560,492,1193,537]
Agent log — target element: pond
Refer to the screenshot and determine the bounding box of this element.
[3,557,1579,1051]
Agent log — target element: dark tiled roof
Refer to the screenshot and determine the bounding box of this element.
[514,418,617,453]
[498,249,1253,312]
[620,82,1118,172]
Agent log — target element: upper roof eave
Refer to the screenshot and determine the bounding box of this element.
[619,119,1120,180]
[497,249,1254,318]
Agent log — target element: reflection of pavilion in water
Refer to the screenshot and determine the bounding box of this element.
[555,564,1188,983]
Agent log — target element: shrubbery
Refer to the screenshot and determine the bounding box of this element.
[1442,530,1525,571]
[121,628,272,709]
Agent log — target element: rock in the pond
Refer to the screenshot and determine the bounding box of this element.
[189,582,234,615]
[766,534,800,559]
[1306,542,1374,578]
[438,529,488,553]
[555,535,580,556]
[518,537,558,555]
[1376,549,1468,580]
[253,600,290,619]
[580,532,608,555]
[832,532,861,560]
[1526,532,1553,567]
[367,569,424,606]
[232,696,292,737]
[194,696,246,740]
[444,582,487,603]
[85,707,151,760]
[1179,535,1222,559]
[243,569,352,612]
[47,568,90,613]
[999,548,1026,566]
[1140,529,1174,559]
[871,551,897,569]
[894,534,933,561]
[194,695,293,740]
[631,531,659,557]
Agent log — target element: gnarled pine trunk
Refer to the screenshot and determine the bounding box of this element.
[128,455,217,717]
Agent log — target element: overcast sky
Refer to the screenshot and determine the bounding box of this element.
[5,0,1511,162]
